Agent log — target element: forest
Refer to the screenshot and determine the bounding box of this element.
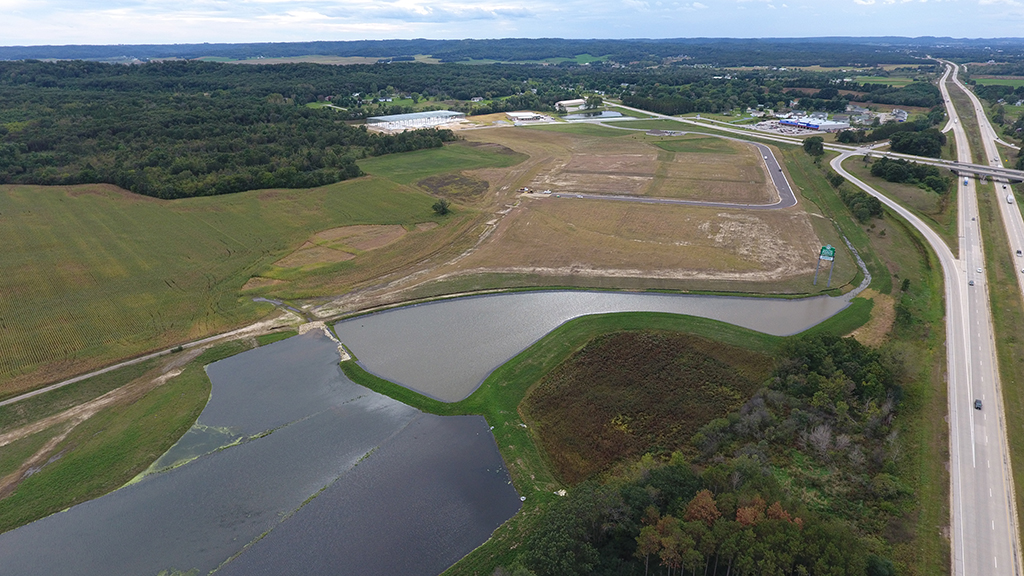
[0,61,463,198]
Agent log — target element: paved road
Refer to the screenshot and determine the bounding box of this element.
[941,60,1024,576]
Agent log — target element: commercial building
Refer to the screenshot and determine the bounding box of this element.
[366,110,465,131]
[506,111,545,122]
[779,118,850,132]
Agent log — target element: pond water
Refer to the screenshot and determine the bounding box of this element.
[0,332,520,575]
[333,289,856,402]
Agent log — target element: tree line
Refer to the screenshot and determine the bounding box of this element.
[869,157,951,196]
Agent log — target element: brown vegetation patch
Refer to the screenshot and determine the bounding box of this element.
[313,224,408,251]
[521,330,773,483]
[415,222,439,231]
[848,289,896,347]
[242,277,286,291]
[417,173,490,201]
[64,183,160,203]
[273,242,355,268]
[461,141,522,156]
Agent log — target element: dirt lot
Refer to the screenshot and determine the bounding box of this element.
[314,126,834,316]
[442,195,820,283]
[497,130,774,203]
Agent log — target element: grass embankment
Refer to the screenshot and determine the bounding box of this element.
[0,140,521,398]
[842,157,959,255]
[977,180,1024,550]
[0,359,158,432]
[0,341,250,534]
[948,84,987,165]
[784,148,889,294]
[255,330,298,347]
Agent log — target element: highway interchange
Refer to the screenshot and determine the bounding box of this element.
[607,67,1024,575]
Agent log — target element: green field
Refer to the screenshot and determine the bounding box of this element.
[973,77,1024,88]
[855,76,916,87]
[842,157,959,256]
[358,141,526,184]
[0,141,521,397]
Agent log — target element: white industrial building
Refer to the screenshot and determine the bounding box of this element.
[555,99,587,112]
[366,110,465,131]
[506,111,546,122]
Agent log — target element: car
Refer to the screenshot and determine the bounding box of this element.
[978,268,983,273]
[1017,250,1022,256]
[969,280,975,286]
[975,399,983,410]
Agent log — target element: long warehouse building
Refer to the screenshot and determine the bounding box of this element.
[366,110,466,131]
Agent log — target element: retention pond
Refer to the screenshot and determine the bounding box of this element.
[1,285,863,574]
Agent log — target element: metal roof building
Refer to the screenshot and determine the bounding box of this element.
[366,110,465,131]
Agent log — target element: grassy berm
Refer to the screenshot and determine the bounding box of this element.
[521,331,773,483]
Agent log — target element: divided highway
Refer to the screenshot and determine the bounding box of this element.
[832,62,1021,576]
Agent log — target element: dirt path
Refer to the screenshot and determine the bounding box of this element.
[0,356,192,499]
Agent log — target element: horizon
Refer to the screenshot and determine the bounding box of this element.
[3,0,1024,48]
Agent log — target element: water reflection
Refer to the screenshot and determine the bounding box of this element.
[0,332,521,576]
[334,289,855,402]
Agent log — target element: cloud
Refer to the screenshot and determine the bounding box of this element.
[692,1,708,7]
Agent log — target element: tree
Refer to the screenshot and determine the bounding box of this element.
[585,95,603,109]
[802,136,824,157]
[684,490,722,527]
[432,198,451,215]
[636,525,661,576]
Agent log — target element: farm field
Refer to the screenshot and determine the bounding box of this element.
[2,120,849,395]
[0,173,464,397]
[972,76,1024,88]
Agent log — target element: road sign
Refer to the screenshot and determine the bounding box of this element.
[819,245,835,262]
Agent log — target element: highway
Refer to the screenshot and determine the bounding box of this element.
[942,59,1024,576]
[831,62,1021,576]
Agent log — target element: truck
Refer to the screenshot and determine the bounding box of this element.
[964,178,970,186]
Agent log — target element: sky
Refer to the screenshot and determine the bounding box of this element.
[1,0,1022,46]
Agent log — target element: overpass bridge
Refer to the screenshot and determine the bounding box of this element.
[859,151,1024,183]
